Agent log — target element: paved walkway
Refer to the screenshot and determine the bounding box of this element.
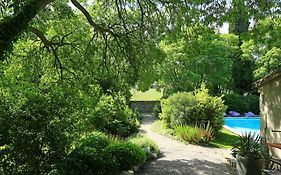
[136,113,234,175]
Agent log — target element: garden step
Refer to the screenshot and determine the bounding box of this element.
[262,169,281,175]
[271,158,281,166]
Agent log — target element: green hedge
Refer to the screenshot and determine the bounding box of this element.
[223,93,259,115]
[160,86,226,133]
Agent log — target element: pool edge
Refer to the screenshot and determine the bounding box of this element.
[223,125,240,135]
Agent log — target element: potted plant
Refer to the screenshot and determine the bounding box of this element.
[231,132,267,175]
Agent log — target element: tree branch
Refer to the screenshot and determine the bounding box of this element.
[28,27,63,80]
[0,0,55,59]
[70,0,119,37]
[28,27,52,47]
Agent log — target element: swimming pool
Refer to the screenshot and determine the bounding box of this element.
[224,117,260,135]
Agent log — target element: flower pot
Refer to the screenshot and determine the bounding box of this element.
[236,155,264,175]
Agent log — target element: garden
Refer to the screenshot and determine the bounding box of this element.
[1,1,281,175]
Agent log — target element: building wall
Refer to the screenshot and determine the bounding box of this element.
[259,77,281,159]
[130,101,159,113]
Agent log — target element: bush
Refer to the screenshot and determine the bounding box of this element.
[0,86,86,175]
[160,86,226,133]
[77,131,112,151]
[174,123,214,145]
[59,146,118,175]
[91,95,140,137]
[223,93,259,115]
[153,101,162,118]
[129,135,159,160]
[103,142,146,171]
[59,132,119,175]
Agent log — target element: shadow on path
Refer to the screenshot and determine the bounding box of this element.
[136,158,234,175]
[140,113,157,125]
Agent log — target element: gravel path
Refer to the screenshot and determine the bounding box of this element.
[136,113,234,175]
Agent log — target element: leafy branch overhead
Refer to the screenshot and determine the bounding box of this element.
[0,0,228,59]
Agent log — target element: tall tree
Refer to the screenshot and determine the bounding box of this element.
[159,25,235,95]
[226,0,281,94]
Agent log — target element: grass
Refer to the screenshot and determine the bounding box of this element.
[210,129,240,149]
[151,120,174,136]
[151,120,240,149]
[131,89,163,101]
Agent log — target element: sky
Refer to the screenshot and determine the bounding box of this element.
[220,23,229,34]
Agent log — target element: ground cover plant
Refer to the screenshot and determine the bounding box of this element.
[174,123,214,145]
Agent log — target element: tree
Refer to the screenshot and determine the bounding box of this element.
[242,17,281,79]
[226,0,281,94]
[159,25,234,95]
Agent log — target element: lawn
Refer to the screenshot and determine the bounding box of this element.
[131,89,163,101]
[151,120,239,149]
[210,129,239,149]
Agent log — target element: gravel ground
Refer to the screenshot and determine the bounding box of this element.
[135,113,236,175]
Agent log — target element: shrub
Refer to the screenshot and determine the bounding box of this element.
[153,101,162,118]
[59,146,118,175]
[77,131,112,151]
[223,93,259,115]
[0,86,85,175]
[231,133,266,159]
[160,86,226,133]
[59,132,122,175]
[174,123,214,145]
[129,135,159,160]
[103,142,146,171]
[91,95,140,137]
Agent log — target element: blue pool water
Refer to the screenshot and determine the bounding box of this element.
[224,117,260,135]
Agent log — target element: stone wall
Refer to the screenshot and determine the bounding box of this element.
[259,75,281,159]
[130,101,159,113]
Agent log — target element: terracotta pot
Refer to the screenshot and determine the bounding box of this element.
[236,155,264,175]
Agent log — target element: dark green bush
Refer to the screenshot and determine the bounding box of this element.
[78,131,111,151]
[91,95,140,137]
[160,86,226,133]
[223,93,259,114]
[103,142,146,171]
[0,85,87,175]
[59,132,121,175]
[60,146,118,175]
